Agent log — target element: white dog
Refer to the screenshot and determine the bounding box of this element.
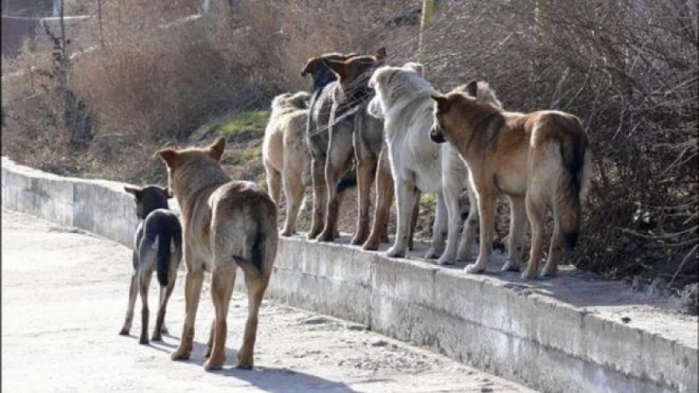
[367,62,480,264]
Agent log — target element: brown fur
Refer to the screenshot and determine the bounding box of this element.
[263,91,311,236]
[156,137,278,370]
[430,81,591,279]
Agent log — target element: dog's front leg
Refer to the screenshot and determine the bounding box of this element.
[501,196,526,272]
[465,192,496,274]
[119,271,138,336]
[387,178,417,258]
[425,194,447,259]
[438,188,462,265]
[171,261,204,361]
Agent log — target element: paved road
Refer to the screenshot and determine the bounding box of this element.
[1,209,535,393]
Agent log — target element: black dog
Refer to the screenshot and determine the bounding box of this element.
[119,185,182,344]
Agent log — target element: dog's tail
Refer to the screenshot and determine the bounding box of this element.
[557,130,592,251]
[234,219,279,282]
[156,232,174,287]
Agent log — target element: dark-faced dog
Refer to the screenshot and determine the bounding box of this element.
[119,185,182,345]
[301,51,359,240]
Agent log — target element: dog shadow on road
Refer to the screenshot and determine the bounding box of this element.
[142,339,361,393]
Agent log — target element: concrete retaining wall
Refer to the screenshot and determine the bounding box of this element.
[2,156,697,393]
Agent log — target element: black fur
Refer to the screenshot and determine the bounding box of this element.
[141,211,182,286]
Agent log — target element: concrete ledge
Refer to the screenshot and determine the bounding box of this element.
[2,156,697,393]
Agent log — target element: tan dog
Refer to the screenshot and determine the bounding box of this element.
[262,91,311,236]
[430,81,591,278]
[156,137,278,370]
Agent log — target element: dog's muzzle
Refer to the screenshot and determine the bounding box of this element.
[430,125,446,144]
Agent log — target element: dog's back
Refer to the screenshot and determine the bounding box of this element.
[208,181,278,279]
[139,209,182,286]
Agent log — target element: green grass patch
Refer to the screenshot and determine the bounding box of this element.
[189,110,270,142]
[419,193,437,207]
[223,145,263,166]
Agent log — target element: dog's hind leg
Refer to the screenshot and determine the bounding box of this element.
[171,253,205,360]
[265,165,282,208]
[408,195,420,251]
[204,264,236,371]
[118,270,138,336]
[204,319,215,358]
[138,268,154,345]
[542,199,565,278]
[387,179,418,258]
[238,272,269,370]
[363,158,394,250]
[281,165,305,237]
[152,278,175,341]
[522,194,546,279]
[351,149,376,245]
[307,158,327,240]
[438,187,463,265]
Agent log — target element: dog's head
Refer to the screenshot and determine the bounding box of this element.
[124,184,172,220]
[301,52,358,90]
[271,91,311,113]
[367,62,429,118]
[429,80,504,145]
[321,48,387,96]
[155,137,228,198]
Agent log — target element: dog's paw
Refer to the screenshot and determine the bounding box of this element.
[386,246,405,258]
[316,230,335,242]
[280,230,294,237]
[139,337,149,345]
[118,328,130,336]
[350,234,366,246]
[424,247,442,259]
[501,260,521,272]
[540,263,558,278]
[161,325,168,334]
[464,263,486,274]
[362,238,380,251]
[151,334,162,342]
[170,348,191,361]
[203,358,224,371]
[521,267,538,280]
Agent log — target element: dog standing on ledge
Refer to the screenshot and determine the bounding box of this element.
[156,137,277,370]
[119,185,182,345]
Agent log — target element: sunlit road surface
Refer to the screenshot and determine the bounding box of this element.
[1,209,535,393]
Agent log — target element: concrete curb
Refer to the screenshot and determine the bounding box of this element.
[2,156,697,393]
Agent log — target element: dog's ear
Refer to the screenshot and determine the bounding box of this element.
[124,186,143,200]
[301,57,321,77]
[155,148,181,170]
[374,47,387,63]
[430,92,451,113]
[322,58,350,82]
[207,136,226,162]
[404,62,424,76]
[465,80,479,97]
[370,68,391,89]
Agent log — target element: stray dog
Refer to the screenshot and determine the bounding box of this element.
[119,185,182,345]
[302,51,358,240]
[368,62,484,265]
[262,91,311,236]
[430,81,591,278]
[157,137,278,370]
[317,50,390,245]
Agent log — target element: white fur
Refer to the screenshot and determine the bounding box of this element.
[368,63,478,264]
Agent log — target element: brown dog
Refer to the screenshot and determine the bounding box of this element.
[262,91,311,236]
[430,81,591,278]
[156,137,278,370]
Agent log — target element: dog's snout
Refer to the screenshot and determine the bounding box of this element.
[430,126,446,144]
